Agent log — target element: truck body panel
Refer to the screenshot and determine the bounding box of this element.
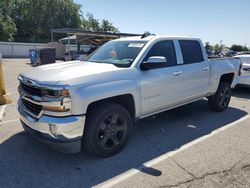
[17,35,241,153]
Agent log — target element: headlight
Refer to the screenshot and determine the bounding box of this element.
[43,87,70,98]
[59,88,70,97]
[42,86,71,115]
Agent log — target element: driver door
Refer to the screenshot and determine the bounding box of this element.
[140,40,184,116]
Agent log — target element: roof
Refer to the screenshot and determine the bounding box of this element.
[51,28,142,45]
[114,35,198,42]
[51,28,142,37]
[52,28,199,45]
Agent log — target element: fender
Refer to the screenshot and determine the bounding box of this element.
[70,79,141,117]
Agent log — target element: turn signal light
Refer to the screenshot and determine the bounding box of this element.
[60,88,70,97]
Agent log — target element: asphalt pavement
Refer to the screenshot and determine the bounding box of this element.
[0,59,249,188]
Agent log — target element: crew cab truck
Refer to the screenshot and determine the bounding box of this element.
[17,35,241,157]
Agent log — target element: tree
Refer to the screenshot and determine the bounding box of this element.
[243,46,249,51]
[0,0,119,42]
[100,19,119,32]
[0,0,17,41]
[12,0,82,42]
[214,44,224,54]
[205,42,214,54]
[82,13,101,31]
[82,13,119,32]
[230,44,244,52]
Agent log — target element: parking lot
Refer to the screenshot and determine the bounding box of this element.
[0,59,250,188]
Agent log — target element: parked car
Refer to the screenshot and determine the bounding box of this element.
[17,35,241,157]
[235,54,250,87]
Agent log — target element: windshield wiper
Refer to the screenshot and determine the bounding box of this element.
[88,60,106,64]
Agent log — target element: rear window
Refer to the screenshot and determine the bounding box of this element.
[179,40,204,64]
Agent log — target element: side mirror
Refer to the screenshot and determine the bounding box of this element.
[140,56,167,70]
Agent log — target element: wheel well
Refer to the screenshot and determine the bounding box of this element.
[220,73,234,85]
[86,94,136,119]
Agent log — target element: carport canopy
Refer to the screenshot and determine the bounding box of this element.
[51,28,142,46]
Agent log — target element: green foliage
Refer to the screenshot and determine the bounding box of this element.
[205,42,214,54]
[100,19,119,32]
[82,13,100,31]
[214,44,224,54]
[230,44,246,52]
[0,0,119,42]
[230,44,249,52]
[12,0,82,42]
[0,0,17,41]
[82,13,119,32]
[243,46,249,51]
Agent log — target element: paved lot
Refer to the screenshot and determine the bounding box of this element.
[0,59,250,188]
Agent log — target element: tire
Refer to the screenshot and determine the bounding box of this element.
[208,82,231,112]
[83,102,133,157]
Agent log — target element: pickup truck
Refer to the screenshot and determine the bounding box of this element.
[17,35,241,157]
[234,54,250,87]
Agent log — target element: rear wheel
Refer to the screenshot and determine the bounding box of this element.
[83,103,133,157]
[208,82,231,112]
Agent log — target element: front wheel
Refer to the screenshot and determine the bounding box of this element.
[83,103,133,157]
[208,82,231,112]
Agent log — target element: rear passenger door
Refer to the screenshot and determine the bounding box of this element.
[177,40,210,101]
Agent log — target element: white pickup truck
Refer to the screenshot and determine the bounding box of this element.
[235,54,250,87]
[18,35,241,157]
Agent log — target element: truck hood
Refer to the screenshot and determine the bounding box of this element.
[21,61,134,86]
[20,61,125,85]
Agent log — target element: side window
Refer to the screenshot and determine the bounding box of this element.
[145,40,177,67]
[179,40,204,64]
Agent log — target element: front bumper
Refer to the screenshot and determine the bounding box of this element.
[18,104,85,153]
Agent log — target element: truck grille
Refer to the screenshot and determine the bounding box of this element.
[20,83,42,97]
[22,99,42,116]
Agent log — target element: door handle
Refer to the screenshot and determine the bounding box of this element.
[173,71,182,76]
[202,67,209,71]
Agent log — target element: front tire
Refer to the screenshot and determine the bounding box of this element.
[208,82,231,112]
[83,103,133,157]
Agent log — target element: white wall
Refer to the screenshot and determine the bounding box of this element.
[0,42,48,58]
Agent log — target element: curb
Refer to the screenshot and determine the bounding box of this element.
[0,105,6,123]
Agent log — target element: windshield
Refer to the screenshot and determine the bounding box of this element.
[86,40,147,67]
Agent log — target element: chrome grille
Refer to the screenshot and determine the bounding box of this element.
[20,83,42,97]
[22,99,42,116]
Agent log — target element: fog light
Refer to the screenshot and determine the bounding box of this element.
[49,124,58,136]
[43,105,70,112]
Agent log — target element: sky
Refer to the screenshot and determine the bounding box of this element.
[75,0,250,47]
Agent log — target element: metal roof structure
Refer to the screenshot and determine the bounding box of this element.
[51,28,142,45]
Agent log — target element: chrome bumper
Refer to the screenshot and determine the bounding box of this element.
[18,103,85,153]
